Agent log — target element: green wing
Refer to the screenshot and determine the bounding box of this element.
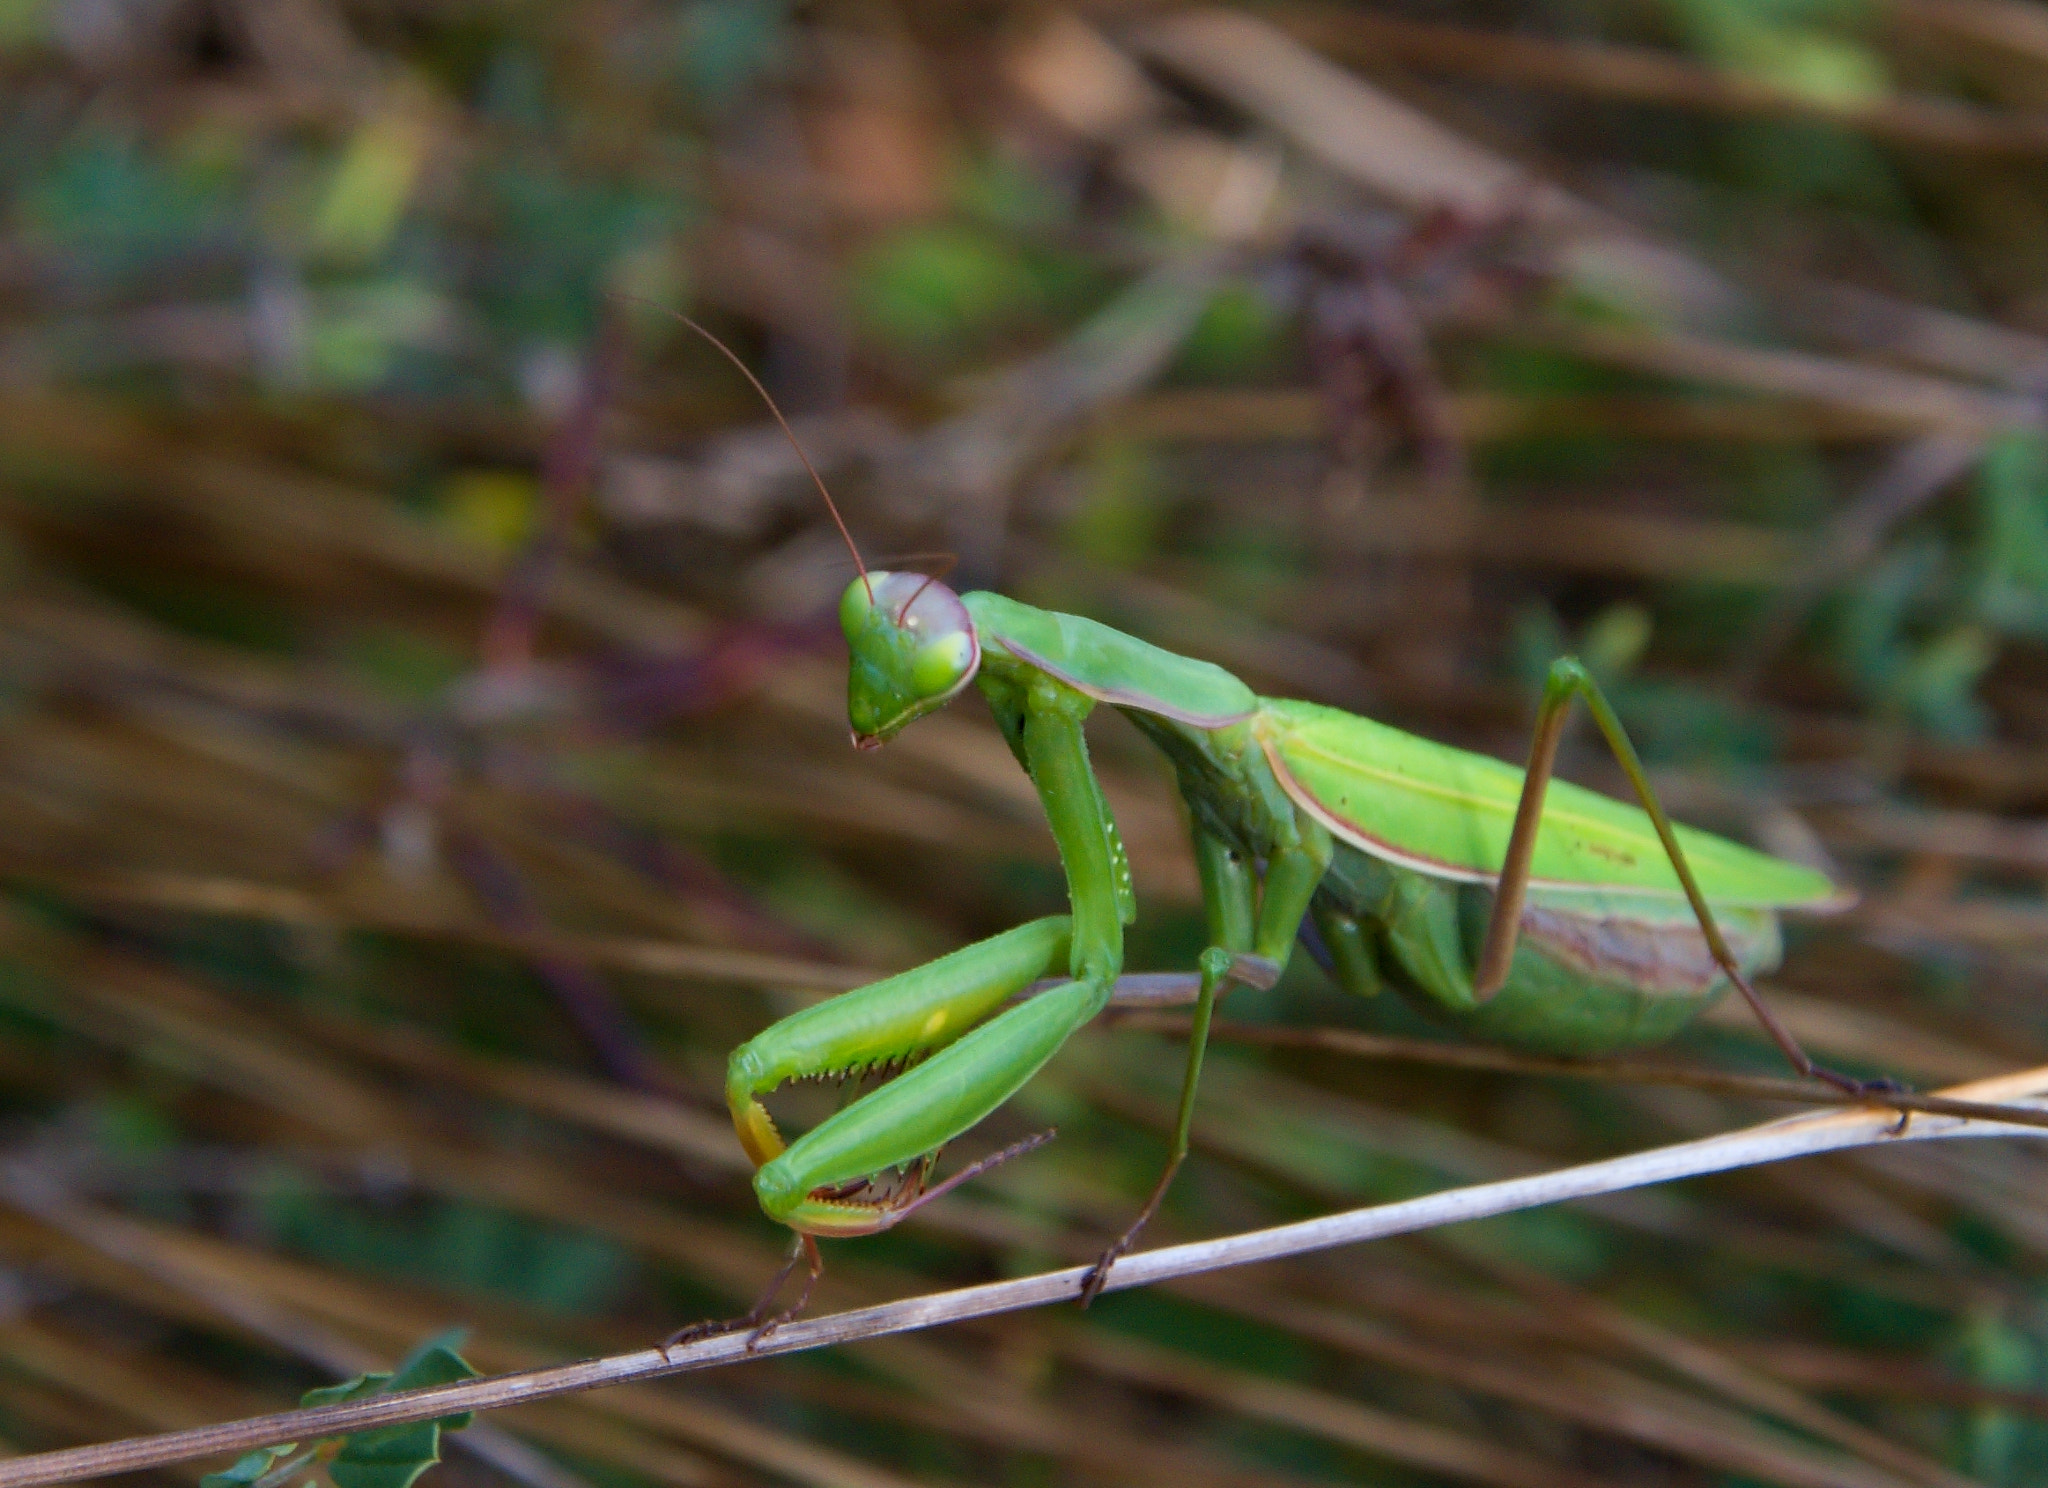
[1257,699,1842,907]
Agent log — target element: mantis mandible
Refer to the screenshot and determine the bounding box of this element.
[663,320,1894,1342]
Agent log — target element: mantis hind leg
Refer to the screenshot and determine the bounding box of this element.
[1478,658,1903,1104]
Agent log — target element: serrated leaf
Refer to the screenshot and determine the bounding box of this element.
[383,1337,481,1425]
[199,1444,298,1488]
[327,1421,456,1488]
[299,1343,479,1488]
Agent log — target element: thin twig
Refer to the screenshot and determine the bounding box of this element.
[1279,6,2048,157]
[0,1164,596,1488]
[1731,434,1985,691]
[1104,1012,2048,1129]
[0,863,871,990]
[481,312,626,673]
[2,1067,2041,1488]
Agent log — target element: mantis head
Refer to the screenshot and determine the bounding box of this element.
[841,572,980,747]
[655,316,973,749]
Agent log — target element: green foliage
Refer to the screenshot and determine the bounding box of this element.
[339,625,471,702]
[202,1443,302,1488]
[82,570,304,656]
[0,0,47,50]
[848,224,1103,360]
[311,114,429,266]
[1472,340,1636,397]
[850,225,1042,353]
[20,129,248,273]
[1451,1208,1616,1283]
[673,0,792,110]
[1817,436,2048,738]
[260,1184,634,1316]
[80,1091,179,1156]
[1510,601,1651,695]
[953,151,1069,235]
[1971,433,2048,634]
[481,164,686,344]
[1516,600,1781,764]
[1663,0,1889,103]
[1616,676,1783,767]
[1170,281,1288,383]
[1062,436,1165,567]
[1097,1290,1318,1380]
[1948,1311,2047,1484]
[202,1344,477,1488]
[303,1342,479,1488]
[1657,0,1912,205]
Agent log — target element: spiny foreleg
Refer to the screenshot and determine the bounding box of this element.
[653,917,1079,1348]
[726,916,1075,1223]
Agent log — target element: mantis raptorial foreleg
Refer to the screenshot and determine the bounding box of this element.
[730,918,1074,1191]
[699,671,1129,1340]
[1476,658,1900,1102]
[1080,823,1332,1303]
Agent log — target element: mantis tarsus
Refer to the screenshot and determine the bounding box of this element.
[662,319,1908,1348]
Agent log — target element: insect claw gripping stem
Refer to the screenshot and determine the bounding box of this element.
[660,1234,821,1357]
[659,1134,1056,1356]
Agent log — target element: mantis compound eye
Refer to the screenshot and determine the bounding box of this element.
[911,631,975,697]
[838,573,879,639]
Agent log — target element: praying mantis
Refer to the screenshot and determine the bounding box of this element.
[663,320,1906,1344]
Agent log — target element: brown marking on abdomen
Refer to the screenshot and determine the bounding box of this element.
[1521,904,1763,997]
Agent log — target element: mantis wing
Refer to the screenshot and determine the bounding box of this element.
[1257,699,1844,908]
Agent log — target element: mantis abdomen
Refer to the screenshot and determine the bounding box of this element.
[1313,846,1782,1057]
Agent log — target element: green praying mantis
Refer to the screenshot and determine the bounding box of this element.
[662,320,1917,1345]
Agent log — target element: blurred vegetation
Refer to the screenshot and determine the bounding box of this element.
[0,1,2046,1485]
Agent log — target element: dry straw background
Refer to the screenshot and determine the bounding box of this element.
[5,1,2048,1485]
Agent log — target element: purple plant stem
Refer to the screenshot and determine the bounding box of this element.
[482,312,628,672]
[445,823,675,1096]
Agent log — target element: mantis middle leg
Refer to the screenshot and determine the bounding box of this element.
[1476,657,1898,1101]
[1081,820,1332,1303]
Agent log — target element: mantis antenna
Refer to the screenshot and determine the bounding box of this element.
[627,301,874,604]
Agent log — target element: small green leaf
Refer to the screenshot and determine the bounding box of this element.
[1170,281,1286,382]
[310,109,429,264]
[383,1336,481,1424]
[327,1423,459,1488]
[300,1342,479,1488]
[299,1371,382,1412]
[199,1443,299,1488]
